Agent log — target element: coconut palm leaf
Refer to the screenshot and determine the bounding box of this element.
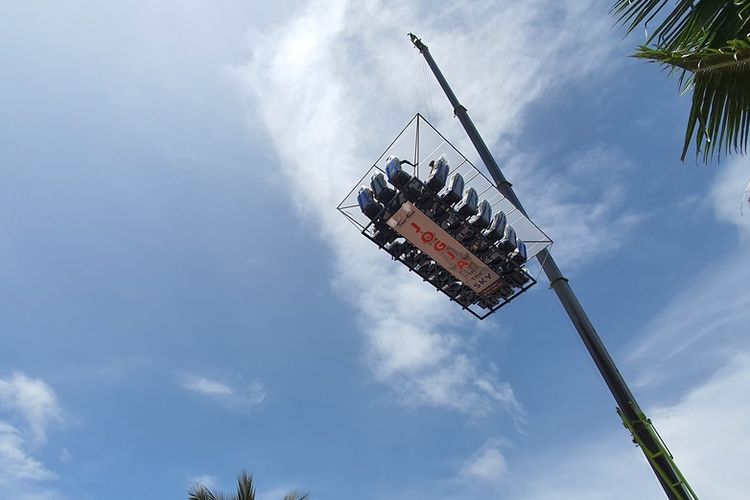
[283,491,311,500]
[637,38,750,160]
[612,0,693,42]
[188,471,309,500]
[613,0,750,162]
[235,471,256,500]
[189,485,222,500]
[612,0,750,49]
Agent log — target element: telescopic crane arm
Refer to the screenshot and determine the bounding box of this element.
[408,32,697,500]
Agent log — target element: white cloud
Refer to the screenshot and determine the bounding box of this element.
[0,373,63,500]
[0,373,63,444]
[499,353,750,500]
[626,247,750,390]
[651,354,750,500]
[181,374,266,410]
[496,162,750,499]
[238,0,628,416]
[710,156,750,238]
[183,376,234,396]
[189,474,217,491]
[459,441,509,485]
[504,144,643,268]
[507,435,659,500]
[0,423,54,483]
[627,156,750,389]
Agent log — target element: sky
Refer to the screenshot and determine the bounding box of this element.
[1,1,749,499]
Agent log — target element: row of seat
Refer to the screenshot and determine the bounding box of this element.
[356,154,532,310]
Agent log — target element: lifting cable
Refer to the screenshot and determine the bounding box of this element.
[420,57,436,122]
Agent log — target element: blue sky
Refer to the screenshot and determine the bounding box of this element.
[2,1,749,499]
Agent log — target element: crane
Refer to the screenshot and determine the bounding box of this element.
[407,32,698,500]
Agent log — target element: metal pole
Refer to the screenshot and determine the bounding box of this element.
[408,33,697,500]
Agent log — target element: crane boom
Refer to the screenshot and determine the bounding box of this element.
[407,33,697,500]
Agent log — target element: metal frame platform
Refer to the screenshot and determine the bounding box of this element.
[337,113,553,320]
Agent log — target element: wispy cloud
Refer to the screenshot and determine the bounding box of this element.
[189,474,217,491]
[627,156,750,389]
[710,156,750,239]
[499,353,750,500]
[0,373,63,499]
[0,373,63,444]
[238,0,625,416]
[651,353,750,499]
[183,376,234,396]
[494,160,750,499]
[458,440,509,485]
[627,247,750,389]
[0,423,54,483]
[405,357,750,499]
[180,374,266,411]
[505,144,643,269]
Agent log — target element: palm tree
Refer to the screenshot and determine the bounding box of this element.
[613,0,750,162]
[188,471,310,500]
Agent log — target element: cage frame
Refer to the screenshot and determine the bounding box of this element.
[337,113,552,320]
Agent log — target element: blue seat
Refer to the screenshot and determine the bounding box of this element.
[482,211,507,242]
[425,154,450,193]
[370,172,396,203]
[441,172,464,205]
[469,200,492,229]
[512,239,527,264]
[498,224,517,252]
[455,187,478,218]
[357,186,383,220]
[385,155,412,189]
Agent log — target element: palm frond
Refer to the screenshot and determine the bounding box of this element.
[636,38,750,161]
[612,0,750,49]
[282,490,311,500]
[187,470,308,500]
[236,471,256,500]
[612,0,691,42]
[189,485,219,500]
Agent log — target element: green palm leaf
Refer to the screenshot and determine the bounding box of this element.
[613,0,750,49]
[613,0,750,162]
[283,491,311,500]
[235,471,256,500]
[188,485,220,500]
[188,471,309,500]
[637,38,750,161]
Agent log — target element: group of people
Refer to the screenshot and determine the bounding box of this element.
[357,154,532,312]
